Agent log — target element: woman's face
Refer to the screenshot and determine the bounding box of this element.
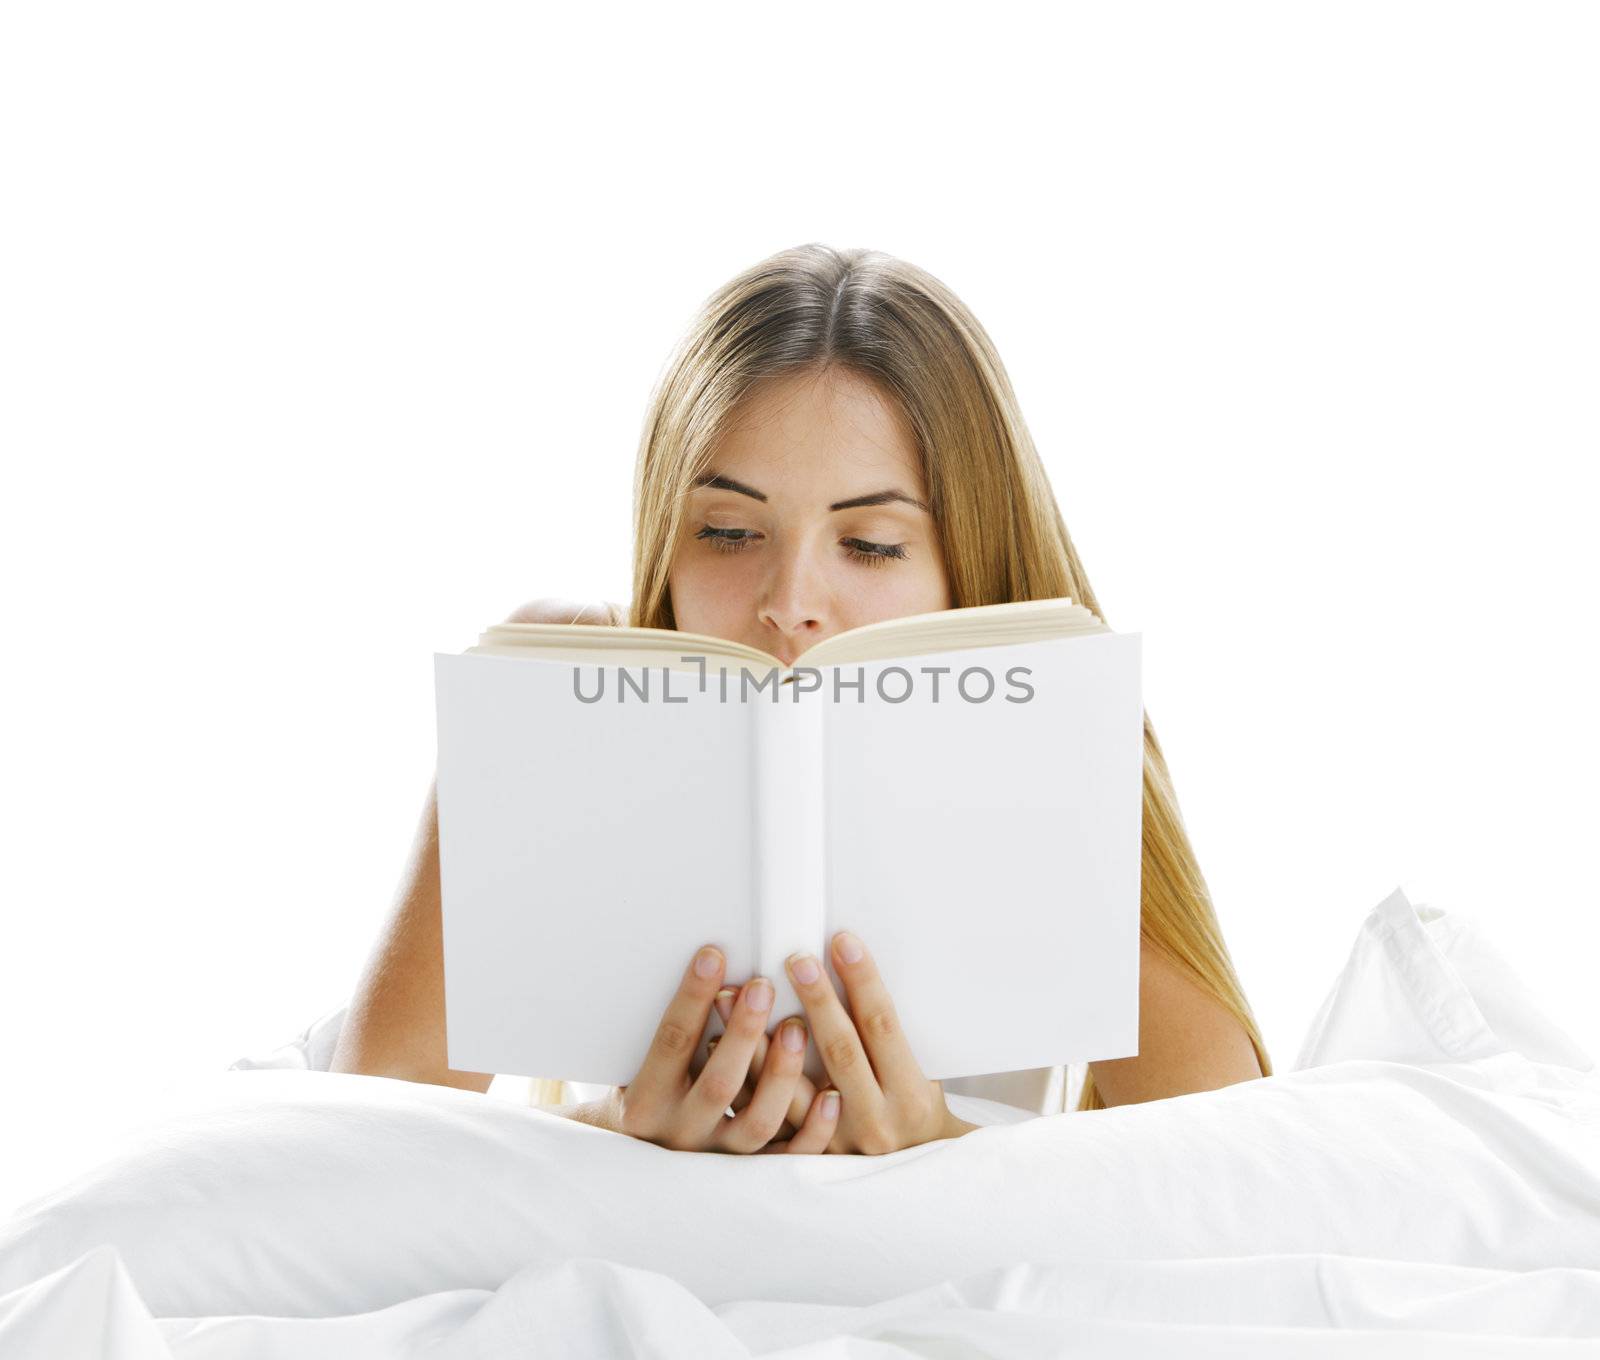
[668,367,953,665]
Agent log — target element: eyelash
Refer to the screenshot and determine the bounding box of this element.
[694,526,909,567]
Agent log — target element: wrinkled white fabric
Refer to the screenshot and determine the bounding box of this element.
[8,1241,1600,1358]
[1,886,1595,1357]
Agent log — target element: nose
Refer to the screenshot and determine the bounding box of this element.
[756,542,828,661]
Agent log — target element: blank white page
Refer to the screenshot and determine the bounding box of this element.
[821,632,1144,1080]
[434,653,755,1086]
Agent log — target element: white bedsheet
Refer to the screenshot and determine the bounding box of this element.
[11,1245,1600,1358]
[1,887,1596,1357]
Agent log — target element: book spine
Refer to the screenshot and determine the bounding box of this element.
[751,684,828,1029]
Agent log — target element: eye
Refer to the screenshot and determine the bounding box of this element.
[841,537,909,567]
[694,526,909,567]
[695,526,760,554]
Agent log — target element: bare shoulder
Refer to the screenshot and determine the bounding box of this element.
[1088,939,1264,1105]
[502,596,628,627]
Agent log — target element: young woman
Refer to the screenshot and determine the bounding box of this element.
[331,243,1270,1154]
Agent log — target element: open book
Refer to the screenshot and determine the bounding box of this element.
[433,597,1144,1088]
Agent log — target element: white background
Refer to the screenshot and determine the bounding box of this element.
[2,2,1595,1213]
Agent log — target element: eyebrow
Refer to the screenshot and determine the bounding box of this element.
[691,471,930,514]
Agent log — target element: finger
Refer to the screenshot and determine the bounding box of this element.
[700,1035,735,1102]
[730,1026,818,1125]
[726,999,765,1096]
[755,1119,810,1151]
[781,1064,820,1130]
[717,1017,808,1153]
[711,1001,817,1123]
[631,945,725,1108]
[760,1087,841,1154]
[715,987,772,1115]
[757,1023,819,1129]
[784,951,882,1111]
[829,931,927,1095]
[691,989,740,1081]
[687,976,774,1130]
[727,1030,766,1114]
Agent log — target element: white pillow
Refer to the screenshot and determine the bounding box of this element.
[1,887,1594,1319]
[1295,886,1593,1071]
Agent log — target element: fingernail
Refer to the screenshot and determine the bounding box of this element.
[835,931,864,965]
[745,978,774,1012]
[821,1090,840,1119]
[694,947,722,979]
[788,953,821,985]
[714,987,736,1022]
[781,1020,805,1053]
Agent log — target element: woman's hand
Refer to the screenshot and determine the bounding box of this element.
[577,945,840,1153]
[777,931,977,1154]
[705,988,823,1141]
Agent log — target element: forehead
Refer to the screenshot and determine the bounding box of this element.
[708,367,925,492]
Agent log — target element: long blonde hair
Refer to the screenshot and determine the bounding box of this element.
[622,242,1269,1110]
